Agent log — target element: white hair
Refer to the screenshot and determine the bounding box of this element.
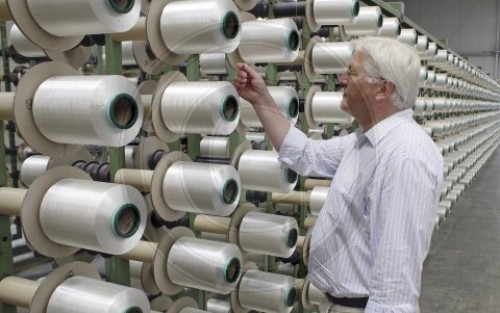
[350,36,421,110]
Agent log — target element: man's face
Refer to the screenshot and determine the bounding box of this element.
[338,51,379,123]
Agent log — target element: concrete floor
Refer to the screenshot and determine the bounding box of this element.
[420,149,500,312]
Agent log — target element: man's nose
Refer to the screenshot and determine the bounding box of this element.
[337,72,348,86]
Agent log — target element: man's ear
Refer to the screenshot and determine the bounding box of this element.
[375,81,395,102]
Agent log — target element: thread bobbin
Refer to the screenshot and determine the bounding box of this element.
[6,0,83,52]
[21,166,91,258]
[151,71,187,143]
[14,62,81,157]
[153,227,195,295]
[303,36,322,80]
[133,39,166,76]
[230,262,258,313]
[0,261,100,313]
[145,0,190,65]
[150,152,191,221]
[305,85,322,128]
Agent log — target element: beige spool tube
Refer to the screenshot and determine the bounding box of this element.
[0,92,14,120]
[312,0,359,26]
[160,0,241,54]
[304,179,331,190]
[0,187,27,216]
[115,169,154,192]
[272,191,310,206]
[193,215,231,235]
[238,150,298,193]
[121,240,158,263]
[304,216,316,229]
[0,276,39,308]
[296,236,305,250]
[343,6,382,37]
[238,18,299,64]
[0,0,11,21]
[111,16,147,42]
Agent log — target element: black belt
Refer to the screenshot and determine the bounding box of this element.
[326,294,369,309]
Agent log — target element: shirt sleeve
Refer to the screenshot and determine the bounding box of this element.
[278,127,352,178]
[365,158,441,313]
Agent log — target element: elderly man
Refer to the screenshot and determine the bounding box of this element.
[234,36,443,313]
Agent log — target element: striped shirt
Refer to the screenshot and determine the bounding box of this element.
[279,109,443,312]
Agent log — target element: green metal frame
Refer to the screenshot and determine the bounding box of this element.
[0,22,15,313]
[183,54,206,310]
[104,35,131,287]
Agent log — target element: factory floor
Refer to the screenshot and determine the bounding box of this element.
[420,148,500,313]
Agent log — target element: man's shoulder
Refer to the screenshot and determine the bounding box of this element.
[382,121,442,162]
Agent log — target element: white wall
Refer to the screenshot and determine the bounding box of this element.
[402,0,500,79]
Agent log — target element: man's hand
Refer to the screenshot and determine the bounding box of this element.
[234,63,272,106]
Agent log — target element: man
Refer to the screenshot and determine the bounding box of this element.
[234,36,443,313]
